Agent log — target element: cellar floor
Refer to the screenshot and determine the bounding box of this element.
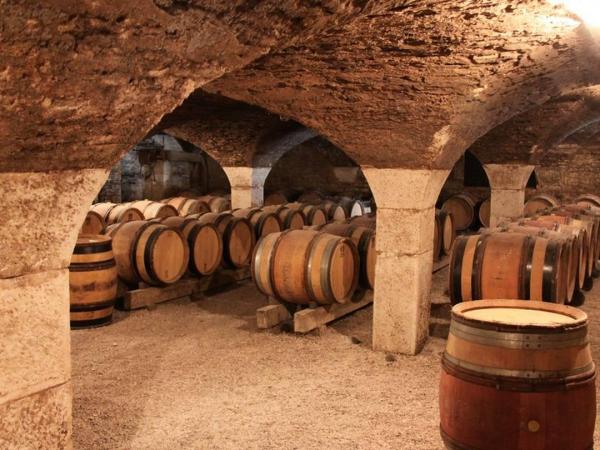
[72,268,600,450]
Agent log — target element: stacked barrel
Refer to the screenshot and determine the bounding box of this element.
[440,192,491,230]
[449,194,600,306]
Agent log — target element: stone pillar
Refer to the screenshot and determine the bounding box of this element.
[483,164,534,228]
[0,169,108,448]
[362,168,449,355]
[223,166,271,209]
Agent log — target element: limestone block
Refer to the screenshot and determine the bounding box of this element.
[372,251,434,355]
[0,382,71,450]
[375,206,435,256]
[489,189,526,228]
[0,169,108,278]
[224,166,270,208]
[0,270,70,405]
[484,164,534,190]
[362,168,449,209]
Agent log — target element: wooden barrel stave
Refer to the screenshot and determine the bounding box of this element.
[442,193,477,231]
[80,210,106,235]
[524,194,559,217]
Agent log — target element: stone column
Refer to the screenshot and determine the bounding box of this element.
[0,169,108,448]
[483,164,534,228]
[223,166,271,209]
[362,168,449,355]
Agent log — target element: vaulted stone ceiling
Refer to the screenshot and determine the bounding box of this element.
[2,1,600,172]
[204,1,600,168]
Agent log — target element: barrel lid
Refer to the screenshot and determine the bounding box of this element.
[452,300,587,330]
[77,234,111,245]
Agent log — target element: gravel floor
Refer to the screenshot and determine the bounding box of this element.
[72,269,600,450]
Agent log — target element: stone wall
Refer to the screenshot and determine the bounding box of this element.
[264,138,372,200]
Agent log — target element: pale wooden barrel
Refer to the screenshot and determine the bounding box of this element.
[524,194,559,216]
[436,210,456,256]
[197,195,231,213]
[434,216,442,262]
[449,232,567,304]
[165,197,210,216]
[69,235,118,328]
[477,197,491,228]
[90,202,117,221]
[252,230,359,304]
[314,223,376,289]
[198,213,255,268]
[575,193,600,208]
[129,200,178,220]
[264,191,290,206]
[160,216,222,275]
[287,203,327,226]
[80,211,106,235]
[104,203,145,224]
[442,193,477,231]
[106,220,188,285]
[440,300,595,450]
[502,224,579,304]
[321,200,347,222]
[338,197,369,218]
[232,208,282,239]
[262,205,305,230]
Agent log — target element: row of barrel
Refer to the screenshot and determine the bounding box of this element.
[449,200,600,305]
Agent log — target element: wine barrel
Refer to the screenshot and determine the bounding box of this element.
[440,299,595,450]
[129,200,178,220]
[502,224,579,304]
[442,193,477,231]
[90,202,117,221]
[433,217,442,261]
[449,232,567,304]
[69,235,118,328]
[80,211,105,235]
[197,213,255,268]
[556,205,600,263]
[232,208,282,239]
[106,220,189,285]
[252,230,359,304]
[263,191,289,206]
[348,214,376,230]
[160,216,222,275]
[321,200,347,222]
[165,197,211,216]
[298,190,324,204]
[522,219,588,291]
[287,203,327,226]
[197,195,231,213]
[105,203,145,225]
[436,210,455,256]
[575,193,600,208]
[261,205,305,230]
[338,197,369,218]
[314,223,376,289]
[524,193,559,216]
[477,197,491,228]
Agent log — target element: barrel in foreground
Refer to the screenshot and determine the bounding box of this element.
[439,299,595,450]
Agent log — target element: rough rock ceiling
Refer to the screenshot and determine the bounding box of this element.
[204,0,600,168]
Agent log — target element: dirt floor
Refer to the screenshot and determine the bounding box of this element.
[72,268,600,450]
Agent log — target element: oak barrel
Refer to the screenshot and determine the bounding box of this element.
[197,195,231,213]
[314,223,376,289]
[297,190,324,204]
[165,197,211,216]
[129,200,178,220]
[69,235,118,328]
[442,193,477,231]
[524,193,559,216]
[197,213,255,268]
[436,210,456,256]
[264,191,290,206]
[105,203,145,224]
[321,200,347,222]
[80,211,106,235]
[440,299,596,450]
[576,193,600,208]
[106,220,189,285]
[348,214,376,230]
[262,205,305,230]
[232,208,282,239]
[477,197,491,228]
[90,202,117,221]
[449,232,567,304]
[287,203,327,226]
[161,216,222,275]
[338,197,369,218]
[252,230,359,304]
[434,217,442,262]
